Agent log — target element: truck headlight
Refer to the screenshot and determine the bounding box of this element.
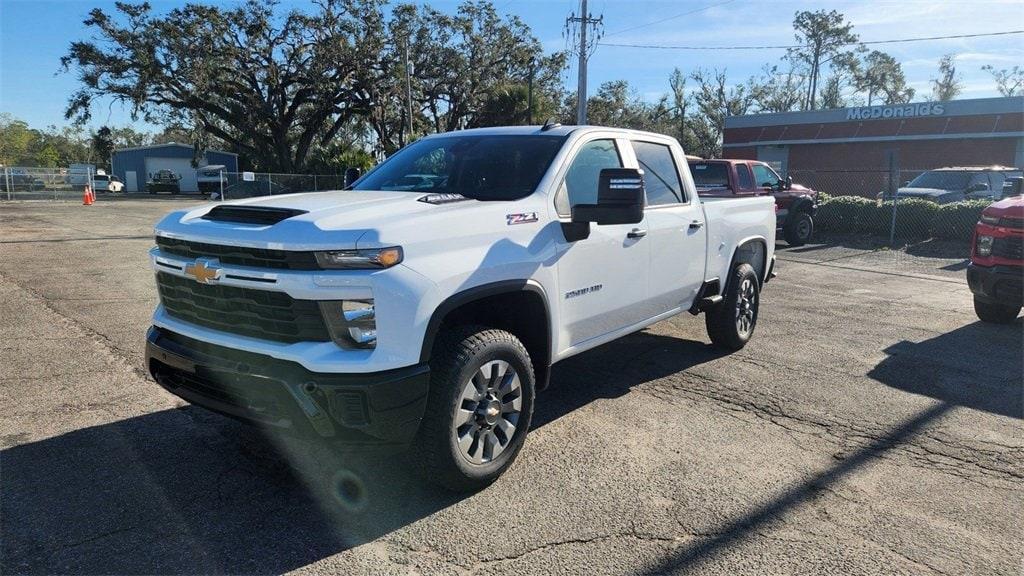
[315,247,402,269]
[320,300,377,348]
[976,235,994,257]
[979,214,1000,225]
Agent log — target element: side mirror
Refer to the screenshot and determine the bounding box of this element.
[785,175,793,190]
[970,182,989,192]
[571,168,645,226]
[902,180,911,187]
[1003,177,1023,198]
[344,167,362,188]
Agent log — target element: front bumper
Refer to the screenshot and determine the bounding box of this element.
[146,326,429,447]
[967,263,1023,306]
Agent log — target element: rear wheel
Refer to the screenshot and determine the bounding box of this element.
[415,325,534,492]
[974,296,1021,324]
[706,263,760,350]
[784,211,813,246]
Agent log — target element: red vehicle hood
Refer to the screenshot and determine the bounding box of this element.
[983,195,1024,219]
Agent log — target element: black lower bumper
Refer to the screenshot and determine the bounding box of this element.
[146,326,430,446]
[967,263,1023,306]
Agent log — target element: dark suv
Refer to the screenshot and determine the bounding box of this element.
[888,166,1022,204]
[688,158,819,246]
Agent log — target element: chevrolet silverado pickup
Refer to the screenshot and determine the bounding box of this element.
[146,125,777,491]
[688,158,818,246]
[969,194,1023,323]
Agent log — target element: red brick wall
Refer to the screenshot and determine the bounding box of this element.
[786,138,1019,170]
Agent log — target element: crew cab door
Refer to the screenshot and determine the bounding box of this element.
[630,138,708,314]
[553,136,650,348]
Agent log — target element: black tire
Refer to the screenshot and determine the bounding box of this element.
[706,263,760,350]
[783,211,813,246]
[415,325,535,492]
[973,296,1021,324]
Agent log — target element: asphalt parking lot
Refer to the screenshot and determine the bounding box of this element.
[1,198,1021,575]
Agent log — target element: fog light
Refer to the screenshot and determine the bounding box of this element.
[976,235,994,257]
[320,300,377,348]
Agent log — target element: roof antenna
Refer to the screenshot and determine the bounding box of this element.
[541,118,562,131]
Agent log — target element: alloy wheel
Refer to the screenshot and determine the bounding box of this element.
[453,359,522,465]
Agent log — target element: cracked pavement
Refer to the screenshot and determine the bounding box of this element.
[1,198,1021,575]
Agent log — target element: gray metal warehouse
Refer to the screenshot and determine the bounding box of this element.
[111,143,238,193]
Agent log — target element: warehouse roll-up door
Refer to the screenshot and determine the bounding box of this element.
[144,158,198,192]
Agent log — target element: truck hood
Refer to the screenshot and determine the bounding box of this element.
[896,187,962,198]
[983,195,1024,220]
[154,189,532,251]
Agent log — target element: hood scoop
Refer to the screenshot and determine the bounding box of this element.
[201,205,308,225]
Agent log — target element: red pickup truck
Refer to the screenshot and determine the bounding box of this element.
[968,194,1023,323]
[688,158,819,246]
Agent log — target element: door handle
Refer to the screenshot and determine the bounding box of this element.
[627,228,647,239]
[689,220,704,229]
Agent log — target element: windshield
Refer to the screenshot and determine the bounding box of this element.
[353,135,566,201]
[908,171,971,190]
[688,162,730,187]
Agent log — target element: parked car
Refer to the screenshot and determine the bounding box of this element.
[147,169,181,194]
[687,158,819,246]
[882,166,1022,204]
[968,194,1023,323]
[146,125,777,491]
[92,173,124,193]
[197,165,227,194]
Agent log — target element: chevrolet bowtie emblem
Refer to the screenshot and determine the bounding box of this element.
[184,258,223,284]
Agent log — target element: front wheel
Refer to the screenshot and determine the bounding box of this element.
[974,296,1021,324]
[706,263,760,350]
[415,325,535,492]
[784,211,814,246]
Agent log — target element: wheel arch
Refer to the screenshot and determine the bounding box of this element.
[728,237,769,287]
[420,280,553,388]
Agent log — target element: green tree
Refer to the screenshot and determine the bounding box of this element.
[63,0,390,172]
[91,126,115,169]
[0,114,36,166]
[787,10,860,110]
[982,64,1024,97]
[931,54,962,101]
[854,50,914,105]
[748,64,806,113]
[688,68,752,158]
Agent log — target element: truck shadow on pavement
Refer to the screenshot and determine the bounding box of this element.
[0,330,726,575]
[638,320,1022,574]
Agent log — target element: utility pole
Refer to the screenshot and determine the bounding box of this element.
[405,40,414,144]
[565,0,602,125]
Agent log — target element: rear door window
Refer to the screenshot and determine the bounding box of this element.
[737,164,754,190]
[633,141,684,205]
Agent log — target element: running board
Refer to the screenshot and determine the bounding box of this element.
[688,278,723,315]
[696,295,723,312]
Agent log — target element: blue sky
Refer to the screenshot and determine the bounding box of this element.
[1,0,1022,133]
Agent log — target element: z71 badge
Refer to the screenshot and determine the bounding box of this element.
[506,212,539,225]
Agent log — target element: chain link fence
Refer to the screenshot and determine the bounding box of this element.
[788,168,1020,245]
[0,167,355,201]
[0,167,101,201]
[211,172,348,200]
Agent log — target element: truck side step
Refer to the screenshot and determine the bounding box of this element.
[698,295,723,311]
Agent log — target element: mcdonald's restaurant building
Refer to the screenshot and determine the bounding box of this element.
[723,96,1024,177]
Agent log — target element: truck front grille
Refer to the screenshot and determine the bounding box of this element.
[155,236,320,270]
[156,271,331,343]
[992,237,1023,260]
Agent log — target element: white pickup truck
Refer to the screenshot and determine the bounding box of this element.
[146,125,776,491]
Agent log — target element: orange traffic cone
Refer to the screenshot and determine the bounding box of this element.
[83,185,93,205]
[90,186,96,203]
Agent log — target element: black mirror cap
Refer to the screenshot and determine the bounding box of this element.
[571,168,645,225]
[1003,176,1023,197]
[344,167,362,188]
[786,175,794,190]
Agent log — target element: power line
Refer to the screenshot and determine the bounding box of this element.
[600,29,1024,50]
[603,0,737,37]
